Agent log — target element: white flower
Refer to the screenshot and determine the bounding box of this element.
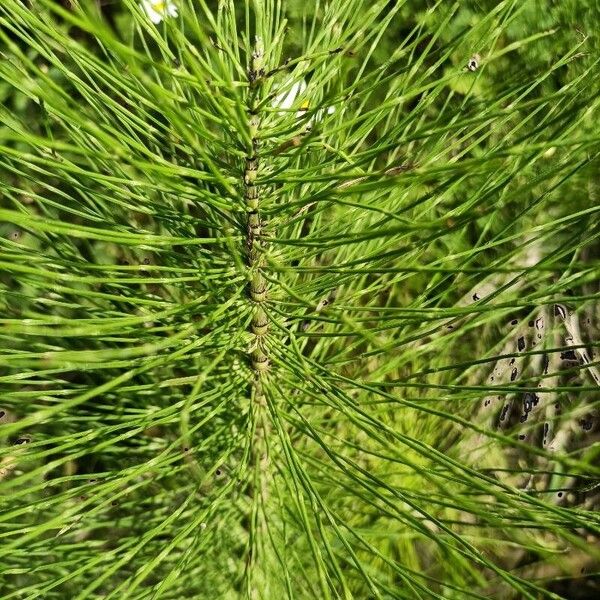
[273,78,335,124]
[273,79,307,112]
[141,0,178,24]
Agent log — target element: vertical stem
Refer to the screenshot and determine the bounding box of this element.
[244,36,272,598]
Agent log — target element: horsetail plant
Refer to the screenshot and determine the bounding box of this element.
[0,0,599,598]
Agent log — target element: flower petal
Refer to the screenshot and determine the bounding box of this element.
[274,79,307,110]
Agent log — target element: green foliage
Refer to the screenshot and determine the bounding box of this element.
[0,1,599,598]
